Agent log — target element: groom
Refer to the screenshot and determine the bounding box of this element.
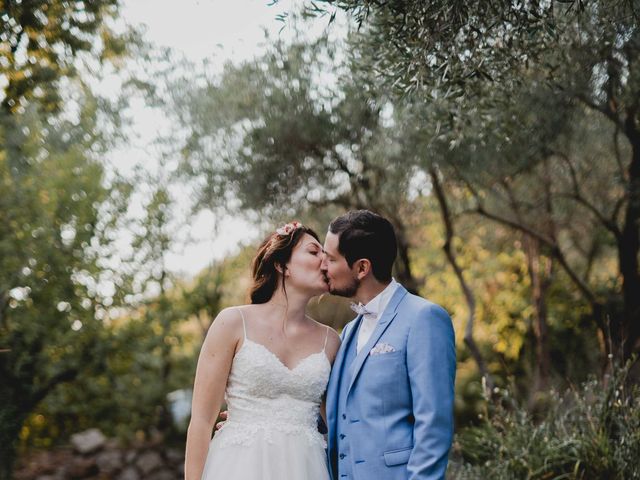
[321,210,456,480]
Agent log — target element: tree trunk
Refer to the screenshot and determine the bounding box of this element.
[157,270,175,434]
[619,118,640,360]
[523,237,552,397]
[0,413,25,480]
[429,168,496,396]
[0,333,82,478]
[393,221,419,294]
[376,206,419,293]
[0,383,30,480]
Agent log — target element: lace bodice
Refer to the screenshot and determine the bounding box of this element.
[214,309,331,449]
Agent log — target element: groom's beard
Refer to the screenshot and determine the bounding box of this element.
[329,276,359,298]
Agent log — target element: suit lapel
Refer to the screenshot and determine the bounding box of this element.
[326,315,362,429]
[338,316,362,363]
[346,285,408,395]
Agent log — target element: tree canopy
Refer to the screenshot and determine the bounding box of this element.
[0,0,126,113]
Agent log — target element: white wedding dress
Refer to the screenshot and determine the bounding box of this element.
[201,309,331,480]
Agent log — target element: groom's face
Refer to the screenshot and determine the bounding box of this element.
[321,231,359,298]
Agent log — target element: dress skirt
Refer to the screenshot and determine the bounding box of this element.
[201,422,331,480]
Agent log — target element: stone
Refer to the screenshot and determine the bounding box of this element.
[70,429,106,454]
[105,438,121,449]
[65,456,98,478]
[165,448,183,465]
[117,466,140,480]
[150,468,176,480]
[96,449,123,474]
[136,450,163,475]
[125,451,137,464]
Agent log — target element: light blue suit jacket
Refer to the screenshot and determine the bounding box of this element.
[326,284,456,480]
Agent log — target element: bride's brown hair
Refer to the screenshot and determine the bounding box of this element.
[249,223,320,304]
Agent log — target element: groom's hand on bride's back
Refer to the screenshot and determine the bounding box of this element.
[215,410,228,430]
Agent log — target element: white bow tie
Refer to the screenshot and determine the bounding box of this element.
[350,302,376,317]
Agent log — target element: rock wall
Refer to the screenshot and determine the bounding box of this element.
[15,429,185,480]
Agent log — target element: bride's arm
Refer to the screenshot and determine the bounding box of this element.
[319,328,342,431]
[320,397,328,430]
[185,308,241,480]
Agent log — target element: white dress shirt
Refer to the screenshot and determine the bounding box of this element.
[356,279,399,353]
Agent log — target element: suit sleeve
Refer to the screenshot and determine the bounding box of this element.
[406,304,456,480]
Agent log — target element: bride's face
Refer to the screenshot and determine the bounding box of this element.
[283,233,329,296]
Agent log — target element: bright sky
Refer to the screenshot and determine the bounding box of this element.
[113,0,339,279]
[122,0,299,63]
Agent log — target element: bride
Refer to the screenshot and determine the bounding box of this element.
[184,221,341,480]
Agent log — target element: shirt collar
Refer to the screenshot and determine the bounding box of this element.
[363,278,399,318]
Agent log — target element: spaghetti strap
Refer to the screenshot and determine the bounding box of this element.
[322,325,330,352]
[237,307,247,339]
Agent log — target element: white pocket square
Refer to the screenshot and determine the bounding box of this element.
[369,342,396,355]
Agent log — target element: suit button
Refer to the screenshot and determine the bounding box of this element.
[339,453,346,459]
[339,434,346,439]
[342,414,346,419]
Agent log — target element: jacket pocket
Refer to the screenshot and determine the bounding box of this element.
[383,446,412,466]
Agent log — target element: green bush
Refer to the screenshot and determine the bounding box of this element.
[450,360,640,480]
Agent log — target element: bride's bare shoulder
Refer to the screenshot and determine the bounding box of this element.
[305,316,341,348]
[204,306,247,342]
[323,326,341,362]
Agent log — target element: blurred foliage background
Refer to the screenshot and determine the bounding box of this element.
[1,0,639,478]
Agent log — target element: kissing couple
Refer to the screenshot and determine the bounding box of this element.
[185,210,456,480]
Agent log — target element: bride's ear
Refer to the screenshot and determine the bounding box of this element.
[275,263,289,276]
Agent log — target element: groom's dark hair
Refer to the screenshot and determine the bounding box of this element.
[329,210,397,282]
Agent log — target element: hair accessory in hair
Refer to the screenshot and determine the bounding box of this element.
[276,221,302,236]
